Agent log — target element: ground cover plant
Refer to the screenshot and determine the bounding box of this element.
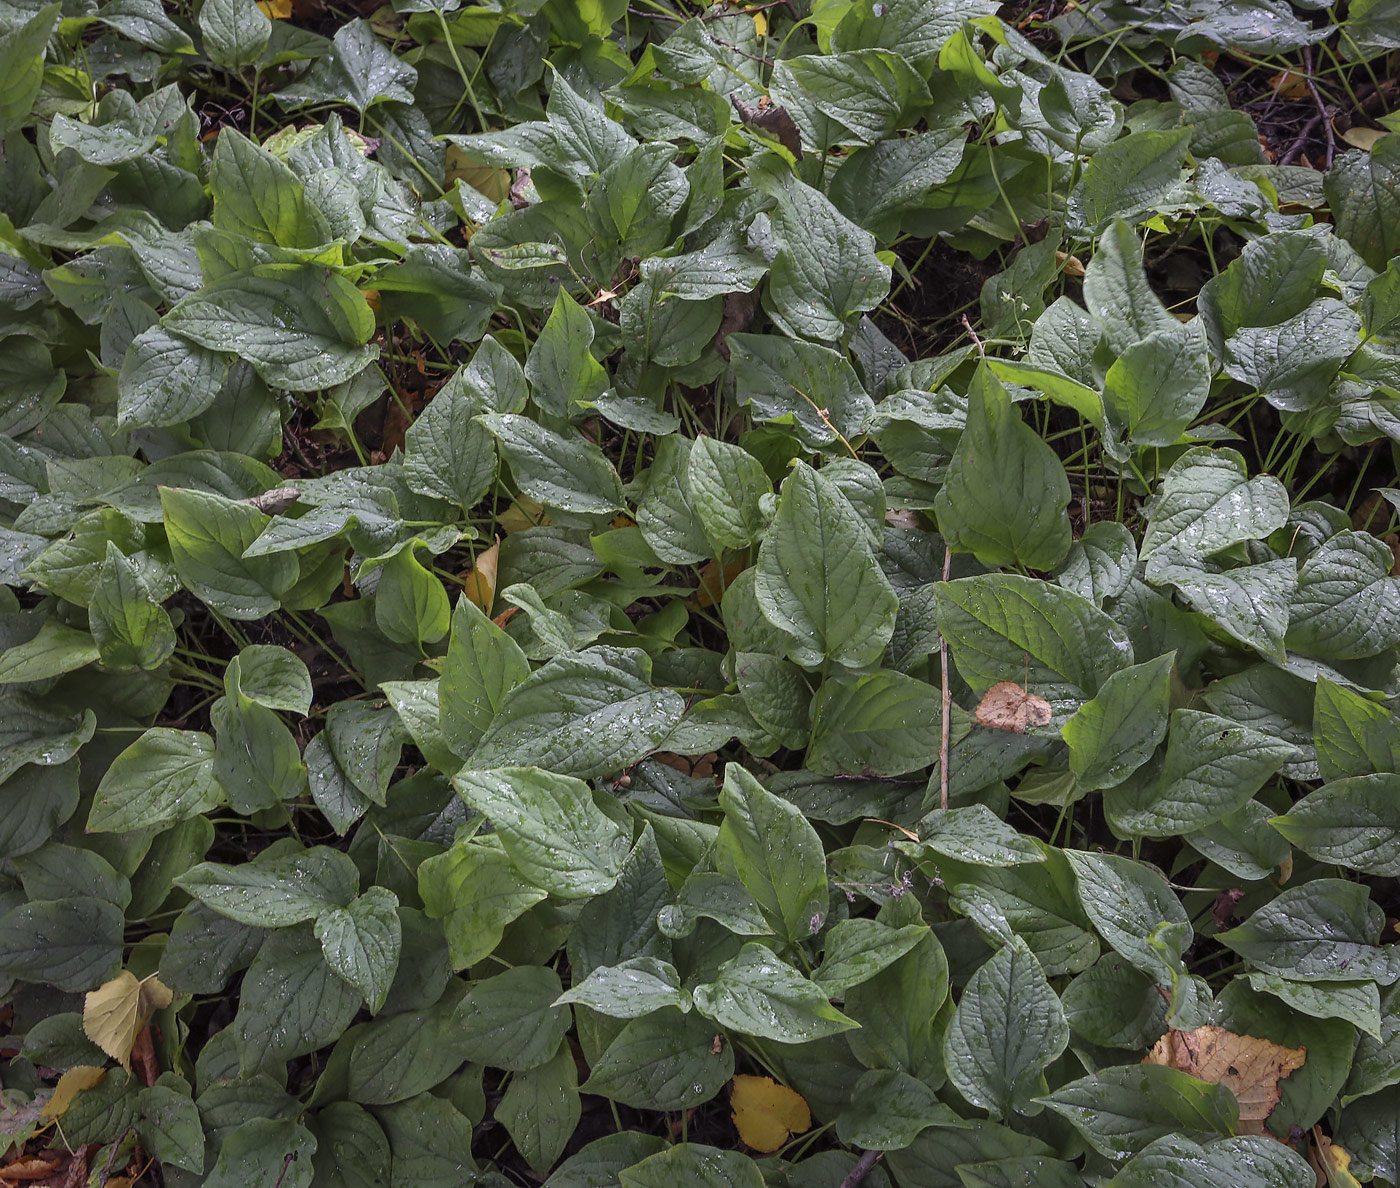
[1,0,1400,1183]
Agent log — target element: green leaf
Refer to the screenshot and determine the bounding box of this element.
[91,544,178,671]
[439,594,529,754]
[945,936,1068,1120]
[582,1007,734,1110]
[454,964,570,1071]
[1146,556,1296,662]
[1103,320,1211,448]
[1314,676,1400,779]
[210,131,331,248]
[1270,774,1400,876]
[0,5,60,135]
[498,1043,580,1176]
[936,573,1132,703]
[1106,1134,1314,1188]
[480,413,625,515]
[835,1068,961,1150]
[1197,230,1328,351]
[903,806,1044,871]
[556,957,689,1018]
[454,766,631,897]
[89,728,221,832]
[1080,219,1178,353]
[373,543,451,647]
[0,897,123,992]
[0,621,99,684]
[117,326,230,430]
[773,49,931,148]
[1063,653,1173,791]
[753,167,891,341]
[686,436,771,551]
[1335,1085,1400,1183]
[314,887,401,1012]
[204,1119,316,1188]
[307,1103,389,1188]
[198,0,270,67]
[1287,530,1400,660]
[934,365,1072,571]
[404,371,497,514]
[755,461,898,669]
[345,991,467,1105]
[1218,878,1400,983]
[807,668,941,777]
[619,1144,764,1188]
[232,645,313,715]
[634,435,710,565]
[177,847,358,926]
[162,266,376,391]
[728,334,875,452]
[716,764,829,944]
[1105,709,1300,838]
[1223,299,1360,411]
[1064,850,1191,986]
[1070,130,1192,232]
[692,942,858,1042]
[418,840,546,970]
[1039,1064,1238,1160]
[1140,448,1290,570]
[375,1094,478,1187]
[212,688,307,815]
[467,646,684,778]
[234,925,363,1073]
[812,918,930,996]
[1324,136,1400,271]
[137,1082,205,1174]
[525,289,610,419]
[274,19,417,114]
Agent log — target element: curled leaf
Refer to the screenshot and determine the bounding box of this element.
[730,1074,811,1153]
[730,95,803,160]
[974,681,1053,733]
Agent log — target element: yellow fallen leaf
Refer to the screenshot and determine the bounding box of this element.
[1145,1025,1305,1131]
[498,496,551,533]
[1313,1128,1364,1188]
[445,144,511,204]
[974,681,1052,733]
[461,539,500,613]
[83,970,173,1072]
[1339,126,1385,151]
[754,10,767,35]
[256,0,291,16]
[730,1074,811,1153]
[41,1066,106,1119]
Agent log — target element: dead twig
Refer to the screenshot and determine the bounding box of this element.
[1301,49,1336,168]
[1277,111,1323,166]
[939,544,952,812]
[839,1149,885,1188]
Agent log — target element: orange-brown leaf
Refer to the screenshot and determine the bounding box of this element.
[1145,1025,1305,1128]
[974,681,1052,733]
[460,540,500,614]
[730,1075,811,1153]
[1313,1127,1364,1188]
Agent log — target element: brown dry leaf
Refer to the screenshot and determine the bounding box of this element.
[83,971,173,1072]
[40,1067,106,1121]
[461,540,501,614]
[730,96,803,159]
[730,1075,811,1153]
[974,681,1052,733]
[1269,68,1312,98]
[694,557,748,608]
[1145,1025,1305,1130]
[0,1154,62,1181]
[129,1024,159,1088]
[1055,250,1087,278]
[498,496,551,533]
[1312,1127,1364,1187]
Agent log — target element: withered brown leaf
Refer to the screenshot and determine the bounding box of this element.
[974,681,1052,733]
